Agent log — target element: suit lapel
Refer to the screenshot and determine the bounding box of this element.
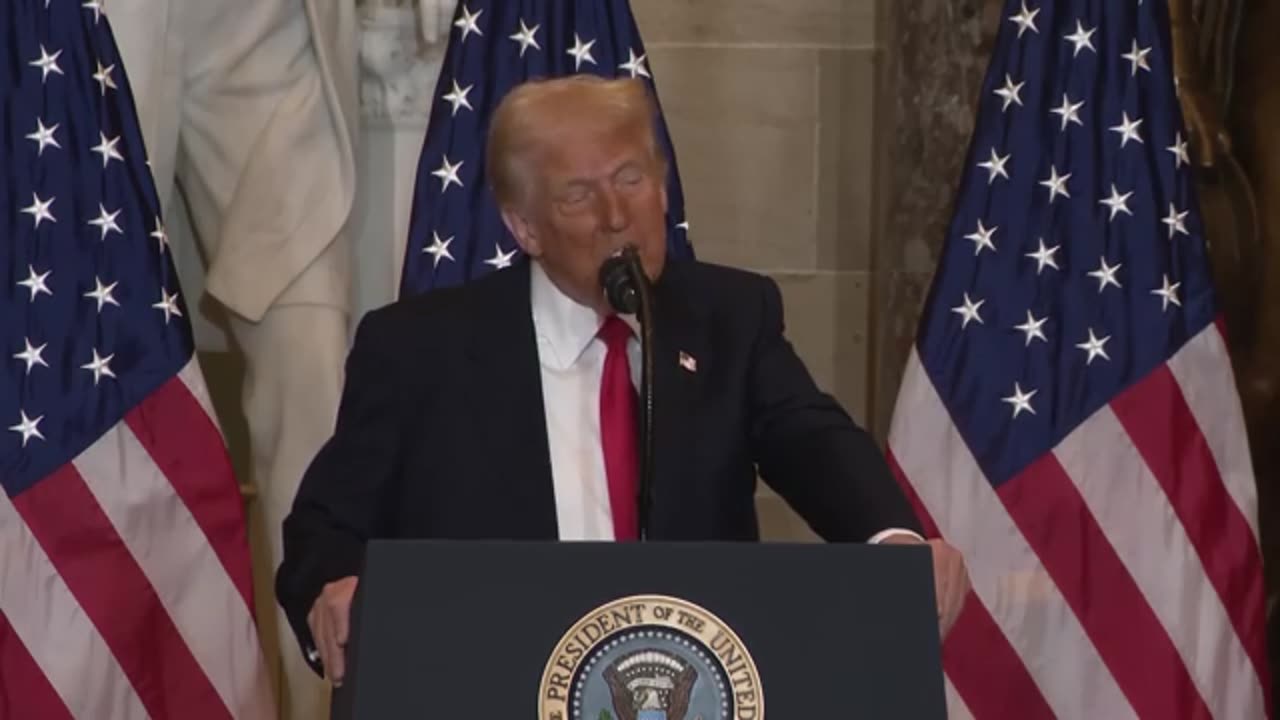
[650,264,708,531]
[464,261,559,539]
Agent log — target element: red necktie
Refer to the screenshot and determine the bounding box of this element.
[597,316,639,541]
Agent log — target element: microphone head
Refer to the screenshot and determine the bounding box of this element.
[599,247,642,314]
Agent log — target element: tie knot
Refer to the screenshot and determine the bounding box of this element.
[597,315,632,349]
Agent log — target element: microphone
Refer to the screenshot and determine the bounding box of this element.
[598,246,655,541]
[600,250,641,315]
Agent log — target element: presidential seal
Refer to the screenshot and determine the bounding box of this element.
[539,595,763,720]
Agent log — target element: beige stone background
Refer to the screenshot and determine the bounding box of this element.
[196,0,992,708]
[630,0,988,538]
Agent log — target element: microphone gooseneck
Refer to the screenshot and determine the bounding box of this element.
[598,246,655,541]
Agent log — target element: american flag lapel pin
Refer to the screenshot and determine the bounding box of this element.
[678,351,697,373]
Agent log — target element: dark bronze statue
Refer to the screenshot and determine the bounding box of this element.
[1170,0,1280,689]
[1168,0,1280,700]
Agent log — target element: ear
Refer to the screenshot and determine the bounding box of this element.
[500,205,542,257]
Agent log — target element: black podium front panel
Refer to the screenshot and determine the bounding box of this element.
[334,540,945,719]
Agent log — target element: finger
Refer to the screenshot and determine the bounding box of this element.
[933,548,950,616]
[333,596,351,647]
[313,608,341,685]
[944,559,969,626]
[326,602,348,684]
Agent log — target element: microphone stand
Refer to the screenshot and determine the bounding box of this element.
[624,254,655,542]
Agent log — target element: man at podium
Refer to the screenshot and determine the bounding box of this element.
[275,75,970,686]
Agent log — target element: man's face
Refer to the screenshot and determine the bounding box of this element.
[504,119,669,314]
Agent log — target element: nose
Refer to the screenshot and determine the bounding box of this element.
[598,186,631,233]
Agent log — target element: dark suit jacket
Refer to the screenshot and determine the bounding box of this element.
[275,258,920,669]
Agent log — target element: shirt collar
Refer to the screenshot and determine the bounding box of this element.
[530,260,638,370]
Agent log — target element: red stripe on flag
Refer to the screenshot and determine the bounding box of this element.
[0,610,73,720]
[1111,365,1272,709]
[887,451,1055,720]
[13,464,233,720]
[1000,454,1212,719]
[124,376,254,610]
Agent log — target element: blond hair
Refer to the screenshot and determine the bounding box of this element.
[485,75,666,208]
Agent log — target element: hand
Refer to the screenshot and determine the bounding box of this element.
[307,576,359,686]
[880,534,970,638]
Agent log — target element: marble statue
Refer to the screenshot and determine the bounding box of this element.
[359,0,454,124]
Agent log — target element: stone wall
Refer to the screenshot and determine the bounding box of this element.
[632,0,988,539]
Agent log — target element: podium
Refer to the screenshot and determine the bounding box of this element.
[332,540,946,718]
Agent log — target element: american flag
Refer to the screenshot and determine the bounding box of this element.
[398,0,693,297]
[886,1,1271,717]
[1,3,273,718]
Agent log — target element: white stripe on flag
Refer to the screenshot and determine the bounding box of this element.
[889,350,1135,719]
[1053,405,1266,719]
[73,424,274,719]
[1167,325,1261,538]
[944,675,975,720]
[178,358,226,440]
[0,485,148,720]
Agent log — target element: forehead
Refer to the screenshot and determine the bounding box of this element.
[536,119,653,179]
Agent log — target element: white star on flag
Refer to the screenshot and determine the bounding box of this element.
[1168,133,1190,168]
[81,349,116,385]
[151,218,170,252]
[964,219,998,256]
[93,61,117,95]
[424,232,455,268]
[1014,310,1049,346]
[26,118,61,155]
[21,192,56,228]
[1152,274,1182,311]
[509,19,541,56]
[88,203,123,239]
[1076,327,1112,365]
[1110,112,1144,147]
[994,74,1024,111]
[432,156,464,192]
[1064,20,1097,56]
[454,4,484,42]
[91,132,124,167]
[13,338,49,375]
[977,147,1011,184]
[1088,256,1123,292]
[84,277,121,312]
[1051,93,1085,130]
[152,288,183,324]
[1002,382,1038,418]
[567,34,597,70]
[18,265,52,301]
[1025,238,1060,274]
[951,292,986,328]
[442,79,474,116]
[1009,1,1040,37]
[29,44,64,82]
[484,244,518,270]
[618,49,651,79]
[1099,184,1134,220]
[82,0,105,24]
[1122,39,1153,75]
[1040,165,1071,202]
[1162,203,1190,238]
[8,410,45,447]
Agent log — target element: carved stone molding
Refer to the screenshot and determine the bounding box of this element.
[357,0,452,126]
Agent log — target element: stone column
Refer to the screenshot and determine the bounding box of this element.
[870,0,988,439]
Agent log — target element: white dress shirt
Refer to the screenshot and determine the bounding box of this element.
[529,262,922,544]
[531,262,640,540]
